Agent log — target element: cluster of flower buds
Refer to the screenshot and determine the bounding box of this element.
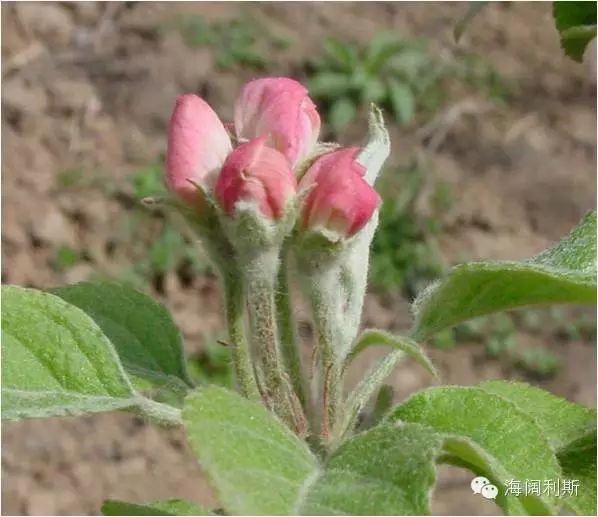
[163,77,386,438]
[165,77,380,241]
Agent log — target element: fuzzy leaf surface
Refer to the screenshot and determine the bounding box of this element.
[50,282,192,389]
[390,386,562,514]
[480,380,596,450]
[183,386,318,515]
[557,432,597,515]
[412,211,597,340]
[300,423,442,515]
[102,499,210,516]
[480,380,597,515]
[2,286,137,420]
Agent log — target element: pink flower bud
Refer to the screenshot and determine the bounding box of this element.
[234,77,320,167]
[166,94,232,206]
[215,136,297,220]
[299,148,380,238]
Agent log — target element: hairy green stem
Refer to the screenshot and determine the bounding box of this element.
[276,247,309,412]
[308,267,345,439]
[244,249,305,432]
[222,270,260,400]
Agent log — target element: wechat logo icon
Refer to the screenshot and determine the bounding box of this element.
[471,476,499,500]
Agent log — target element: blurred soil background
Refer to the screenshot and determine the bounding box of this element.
[1,2,596,515]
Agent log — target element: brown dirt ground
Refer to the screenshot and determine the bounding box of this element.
[1,2,596,515]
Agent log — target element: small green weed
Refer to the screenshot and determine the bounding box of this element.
[308,33,516,133]
[120,165,212,289]
[51,245,82,272]
[431,307,596,378]
[370,160,451,299]
[187,335,233,388]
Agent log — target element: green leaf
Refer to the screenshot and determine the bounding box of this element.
[479,380,596,450]
[2,286,137,420]
[412,211,597,340]
[183,386,318,515]
[328,97,357,132]
[50,282,193,389]
[366,39,405,74]
[557,432,597,515]
[387,78,416,124]
[102,499,210,516]
[553,1,597,62]
[480,380,597,515]
[300,423,443,515]
[453,1,490,42]
[367,384,394,427]
[344,329,437,377]
[439,435,525,515]
[390,386,562,514]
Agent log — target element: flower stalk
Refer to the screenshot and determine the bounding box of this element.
[276,244,309,412]
[221,268,260,400]
[242,247,306,432]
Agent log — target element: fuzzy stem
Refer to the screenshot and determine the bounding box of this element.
[308,267,344,437]
[221,269,260,400]
[134,397,182,426]
[243,249,302,429]
[276,246,309,412]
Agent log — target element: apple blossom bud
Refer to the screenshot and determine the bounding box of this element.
[234,77,320,167]
[299,148,380,238]
[165,94,232,206]
[215,136,297,220]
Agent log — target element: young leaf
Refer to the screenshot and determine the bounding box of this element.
[102,499,210,516]
[557,431,597,515]
[479,380,596,450]
[411,211,597,340]
[2,286,137,420]
[553,1,597,62]
[50,282,193,389]
[390,386,562,515]
[344,329,437,377]
[332,351,403,448]
[299,423,443,515]
[183,386,319,516]
[367,384,394,428]
[387,78,416,124]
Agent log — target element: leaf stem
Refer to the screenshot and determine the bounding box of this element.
[135,397,183,426]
